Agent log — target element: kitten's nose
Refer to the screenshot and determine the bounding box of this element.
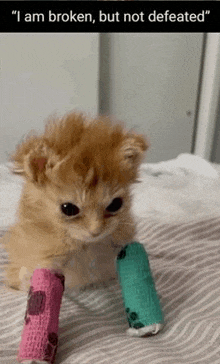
[90,229,101,237]
[88,216,102,237]
[89,224,102,237]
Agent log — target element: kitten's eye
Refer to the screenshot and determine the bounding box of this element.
[61,203,80,217]
[106,198,123,213]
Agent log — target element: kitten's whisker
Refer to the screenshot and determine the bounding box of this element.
[118,221,134,226]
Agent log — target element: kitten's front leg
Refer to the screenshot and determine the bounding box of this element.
[18,259,65,292]
[19,266,32,292]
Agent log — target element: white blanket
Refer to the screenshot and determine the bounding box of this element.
[133,153,220,223]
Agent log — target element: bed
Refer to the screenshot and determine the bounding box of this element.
[1,153,220,364]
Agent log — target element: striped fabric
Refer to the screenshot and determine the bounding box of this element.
[1,214,220,364]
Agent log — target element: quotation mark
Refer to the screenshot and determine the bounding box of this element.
[12,10,20,22]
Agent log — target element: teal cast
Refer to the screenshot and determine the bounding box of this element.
[116,242,164,332]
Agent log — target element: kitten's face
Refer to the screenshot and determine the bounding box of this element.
[44,174,131,244]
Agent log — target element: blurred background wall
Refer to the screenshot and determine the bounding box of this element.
[99,33,204,162]
[0,33,99,163]
[1,33,219,164]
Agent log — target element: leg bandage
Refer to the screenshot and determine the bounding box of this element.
[116,242,164,337]
[17,269,64,364]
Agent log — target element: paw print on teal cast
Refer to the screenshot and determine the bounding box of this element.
[117,245,129,260]
[125,308,145,329]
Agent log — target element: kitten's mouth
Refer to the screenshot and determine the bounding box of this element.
[83,231,110,243]
[70,229,112,244]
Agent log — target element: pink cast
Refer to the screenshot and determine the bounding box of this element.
[17,269,64,364]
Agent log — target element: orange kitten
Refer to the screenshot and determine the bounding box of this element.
[3,112,148,291]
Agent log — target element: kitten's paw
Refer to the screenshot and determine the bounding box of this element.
[127,323,164,337]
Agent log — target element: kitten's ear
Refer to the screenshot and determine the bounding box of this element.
[11,137,59,184]
[120,133,148,169]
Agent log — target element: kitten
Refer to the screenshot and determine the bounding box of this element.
[3,112,148,292]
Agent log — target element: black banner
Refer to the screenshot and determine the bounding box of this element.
[0,1,219,33]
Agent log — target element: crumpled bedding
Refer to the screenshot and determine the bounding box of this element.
[1,153,220,364]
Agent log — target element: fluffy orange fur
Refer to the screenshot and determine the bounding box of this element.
[3,112,148,291]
